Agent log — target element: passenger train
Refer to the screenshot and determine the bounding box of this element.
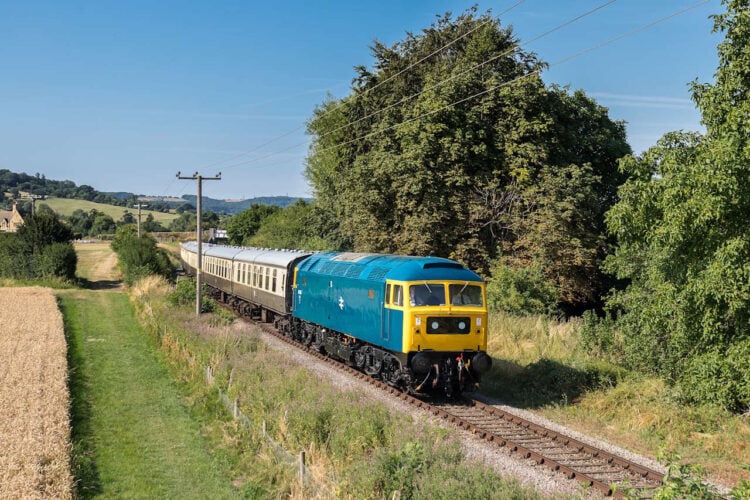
[180,242,492,395]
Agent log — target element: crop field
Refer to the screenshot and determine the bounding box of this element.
[43,197,178,224]
[0,287,73,498]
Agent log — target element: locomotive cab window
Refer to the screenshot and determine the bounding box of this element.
[385,284,391,305]
[393,285,403,307]
[410,283,446,307]
[449,283,483,306]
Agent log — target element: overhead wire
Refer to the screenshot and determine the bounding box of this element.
[224,0,711,172]
[194,0,527,172]
[217,0,618,171]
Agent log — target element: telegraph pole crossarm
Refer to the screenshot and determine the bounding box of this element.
[176,171,222,315]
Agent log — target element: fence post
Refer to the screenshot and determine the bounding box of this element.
[298,450,306,483]
[233,398,239,419]
[392,491,401,500]
[262,420,267,437]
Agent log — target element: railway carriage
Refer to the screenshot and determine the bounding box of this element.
[180,242,492,395]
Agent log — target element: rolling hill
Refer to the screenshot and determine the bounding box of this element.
[42,197,178,224]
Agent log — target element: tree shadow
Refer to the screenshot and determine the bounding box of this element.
[478,356,624,409]
[58,296,103,496]
[79,278,122,291]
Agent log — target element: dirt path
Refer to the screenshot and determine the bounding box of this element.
[74,242,122,290]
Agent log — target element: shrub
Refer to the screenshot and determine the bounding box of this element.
[486,259,558,316]
[36,242,77,280]
[168,277,215,313]
[580,310,622,360]
[0,213,76,281]
[111,225,173,285]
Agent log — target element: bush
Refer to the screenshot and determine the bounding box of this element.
[580,310,622,360]
[112,225,173,285]
[0,213,76,281]
[36,242,77,280]
[486,259,558,316]
[168,277,215,313]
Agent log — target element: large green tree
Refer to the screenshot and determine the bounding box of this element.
[226,204,280,245]
[305,8,629,308]
[603,1,750,411]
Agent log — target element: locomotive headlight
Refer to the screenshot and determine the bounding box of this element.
[431,321,439,330]
[476,317,482,326]
[458,321,466,330]
[415,317,422,326]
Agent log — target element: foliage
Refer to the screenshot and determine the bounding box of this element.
[0,169,127,206]
[486,258,558,316]
[0,212,76,281]
[111,225,172,285]
[305,8,629,309]
[600,2,750,411]
[649,451,750,499]
[168,277,215,313]
[36,242,77,280]
[248,200,343,250]
[225,203,280,245]
[67,209,117,237]
[16,210,73,253]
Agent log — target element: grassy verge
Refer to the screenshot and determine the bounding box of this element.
[130,276,537,499]
[481,311,750,488]
[59,289,238,498]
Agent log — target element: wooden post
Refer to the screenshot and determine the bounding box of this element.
[233,398,239,419]
[298,450,306,483]
[262,420,267,437]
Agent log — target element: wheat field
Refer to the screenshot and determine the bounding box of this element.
[0,287,73,499]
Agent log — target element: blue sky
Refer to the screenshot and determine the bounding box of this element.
[0,0,720,199]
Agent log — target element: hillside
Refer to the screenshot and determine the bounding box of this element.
[179,194,307,213]
[42,197,178,224]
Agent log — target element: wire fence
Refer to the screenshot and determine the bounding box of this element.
[206,365,338,498]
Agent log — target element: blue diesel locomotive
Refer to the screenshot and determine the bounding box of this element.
[180,243,492,395]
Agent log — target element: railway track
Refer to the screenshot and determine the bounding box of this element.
[229,304,664,498]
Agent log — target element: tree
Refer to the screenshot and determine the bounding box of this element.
[16,211,73,253]
[226,204,281,245]
[305,8,629,308]
[248,200,338,251]
[602,1,750,411]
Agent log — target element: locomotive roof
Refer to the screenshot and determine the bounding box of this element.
[296,252,483,283]
[181,242,312,267]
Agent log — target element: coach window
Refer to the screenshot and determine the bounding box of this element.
[281,273,286,291]
[253,266,258,287]
[272,269,277,292]
[265,267,270,290]
[385,284,391,305]
[393,285,403,307]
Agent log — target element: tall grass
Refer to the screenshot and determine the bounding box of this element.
[482,310,750,487]
[131,277,537,499]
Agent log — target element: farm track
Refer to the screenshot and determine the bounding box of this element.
[220,301,664,498]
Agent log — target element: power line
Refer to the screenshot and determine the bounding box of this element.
[226,0,710,172]
[217,0,618,171]
[194,0,527,172]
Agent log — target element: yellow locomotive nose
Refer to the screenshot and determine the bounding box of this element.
[399,280,488,354]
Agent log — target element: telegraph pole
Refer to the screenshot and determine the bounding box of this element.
[22,194,46,216]
[133,201,148,237]
[176,171,221,315]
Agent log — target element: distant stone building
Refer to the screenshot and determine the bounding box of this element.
[0,203,24,233]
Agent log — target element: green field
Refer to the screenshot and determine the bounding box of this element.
[43,197,178,224]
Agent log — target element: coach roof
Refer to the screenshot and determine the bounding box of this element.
[181,242,311,268]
